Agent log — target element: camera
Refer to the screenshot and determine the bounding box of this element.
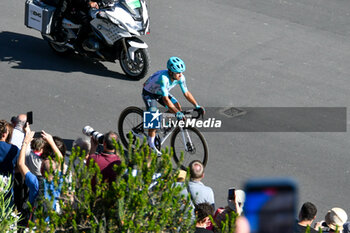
[82,126,104,144]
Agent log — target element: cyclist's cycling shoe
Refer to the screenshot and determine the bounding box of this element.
[149,145,161,157]
[154,147,162,157]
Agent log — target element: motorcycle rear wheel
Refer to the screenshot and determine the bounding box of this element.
[119,47,150,80]
[48,42,72,56]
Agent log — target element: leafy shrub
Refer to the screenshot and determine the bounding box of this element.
[0,175,21,232]
[28,138,194,232]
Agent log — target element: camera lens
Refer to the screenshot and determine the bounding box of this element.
[92,131,104,144]
[82,126,94,136]
[82,126,104,144]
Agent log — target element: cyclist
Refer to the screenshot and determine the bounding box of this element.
[142,56,205,154]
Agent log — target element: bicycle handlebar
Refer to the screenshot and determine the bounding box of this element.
[182,108,204,119]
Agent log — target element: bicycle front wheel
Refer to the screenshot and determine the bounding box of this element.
[118,106,145,149]
[170,127,208,169]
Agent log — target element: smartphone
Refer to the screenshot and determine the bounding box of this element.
[228,187,235,200]
[244,178,298,233]
[26,111,33,125]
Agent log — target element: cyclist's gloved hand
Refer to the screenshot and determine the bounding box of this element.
[176,111,185,120]
[196,105,206,114]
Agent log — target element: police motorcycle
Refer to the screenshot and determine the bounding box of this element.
[25,0,150,80]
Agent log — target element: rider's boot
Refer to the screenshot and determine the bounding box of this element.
[53,25,66,43]
[51,0,68,43]
[73,23,91,55]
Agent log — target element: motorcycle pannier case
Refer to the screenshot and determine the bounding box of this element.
[25,0,56,34]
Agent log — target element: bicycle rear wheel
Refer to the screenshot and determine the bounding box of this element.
[170,127,208,169]
[118,106,145,149]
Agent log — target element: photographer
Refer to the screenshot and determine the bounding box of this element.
[86,131,121,189]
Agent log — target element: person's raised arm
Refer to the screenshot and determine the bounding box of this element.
[41,130,63,161]
[89,136,98,156]
[18,124,35,179]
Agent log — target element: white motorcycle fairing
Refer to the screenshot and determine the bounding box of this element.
[90,1,149,62]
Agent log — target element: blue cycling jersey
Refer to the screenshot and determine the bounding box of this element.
[143,70,188,97]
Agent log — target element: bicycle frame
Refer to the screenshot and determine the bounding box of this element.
[158,117,197,152]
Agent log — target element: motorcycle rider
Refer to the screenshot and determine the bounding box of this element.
[142,57,205,154]
[50,0,102,49]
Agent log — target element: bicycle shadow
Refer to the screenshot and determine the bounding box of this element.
[0,31,138,81]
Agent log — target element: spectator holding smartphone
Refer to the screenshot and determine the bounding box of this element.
[10,113,27,150]
[17,124,65,225]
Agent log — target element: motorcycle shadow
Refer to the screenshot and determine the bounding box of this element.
[0,31,136,81]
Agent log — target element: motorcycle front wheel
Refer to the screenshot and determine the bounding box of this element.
[119,47,150,80]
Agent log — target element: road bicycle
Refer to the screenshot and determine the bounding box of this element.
[118,107,208,168]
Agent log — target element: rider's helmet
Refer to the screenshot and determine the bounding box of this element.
[167,57,186,73]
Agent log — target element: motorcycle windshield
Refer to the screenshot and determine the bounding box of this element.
[125,0,141,9]
[122,0,142,20]
[102,0,149,35]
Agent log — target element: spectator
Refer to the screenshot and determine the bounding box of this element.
[0,119,20,207]
[9,114,27,150]
[316,207,348,232]
[294,202,318,233]
[17,130,41,206]
[63,137,91,175]
[42,133,66,161]
[188,160,215,209]
[17,126,64,225]
[25,137,45,176]
[72,137,91,161]
[194,203,214,233]
[10,114,32,213]
[87,131,121,187]
[214,189,246,231]
[176,169,191,198]
[175,170,195,222]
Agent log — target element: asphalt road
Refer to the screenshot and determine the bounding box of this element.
[1,0,349,222]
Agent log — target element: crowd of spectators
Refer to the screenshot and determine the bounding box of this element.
[0,113,349,232]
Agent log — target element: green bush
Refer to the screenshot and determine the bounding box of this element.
[210,210,238,233]
[0,175,21,232]
[28,138,194,232]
